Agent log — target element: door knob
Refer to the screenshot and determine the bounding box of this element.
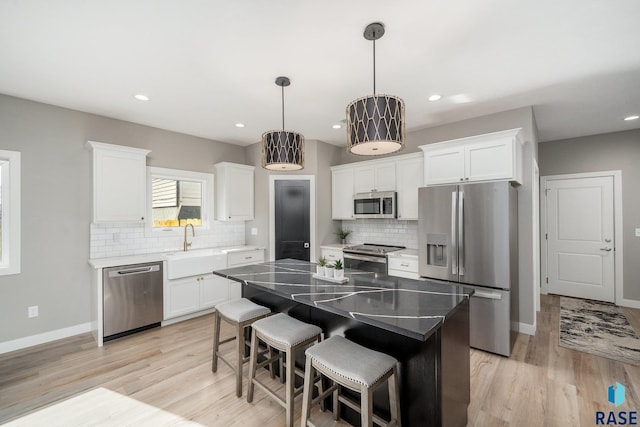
[304,242,310,248]
[600,247,612,252]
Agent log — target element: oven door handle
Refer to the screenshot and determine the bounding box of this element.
[343,253,387,264]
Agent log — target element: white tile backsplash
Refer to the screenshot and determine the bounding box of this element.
[90,221,245,258]
[341,219,418,249]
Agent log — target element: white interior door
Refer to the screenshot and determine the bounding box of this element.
[545,176,615,302]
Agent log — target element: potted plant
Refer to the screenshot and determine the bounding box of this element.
[325,262,335,278]
[336,228,351,245]
[316,257,327,276]
[333,259,344,279]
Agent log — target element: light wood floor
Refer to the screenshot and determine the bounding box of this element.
[1,294,639,426]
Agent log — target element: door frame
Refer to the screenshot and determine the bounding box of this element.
[268,175,316,262]
[540,170,626,306]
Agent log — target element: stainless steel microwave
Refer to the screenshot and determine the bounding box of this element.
[353,191,397,219]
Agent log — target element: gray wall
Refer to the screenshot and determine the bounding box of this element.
[338,106,539,330]
[538,128,640,301]
[244,139,342,261]
[0,94,246,343]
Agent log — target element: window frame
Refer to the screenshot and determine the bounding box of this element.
[145,166,214,237]
[0,150,21,276]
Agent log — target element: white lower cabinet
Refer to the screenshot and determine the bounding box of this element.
[226,249,265,299]
[165,273,229,320]
[387,256,420,280]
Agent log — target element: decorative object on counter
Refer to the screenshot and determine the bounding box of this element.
[316,257,327,276]
[333,259,344,279]
[346,22,405,156]
[261,76,304,171]
[325,263,335,278]
[335,228,351,245]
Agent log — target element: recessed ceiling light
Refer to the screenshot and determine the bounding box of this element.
[134,94,149,101]
[332,124,342,129]
[428,94,442,102]
[235,123,245,128]
[624,115,639,121]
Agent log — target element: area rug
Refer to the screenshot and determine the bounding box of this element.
[559,297,640,365]
[4,387,204,426]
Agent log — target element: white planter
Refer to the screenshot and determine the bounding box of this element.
[334,269,344,280]
[316,265,325,276]
[325,267,335,278]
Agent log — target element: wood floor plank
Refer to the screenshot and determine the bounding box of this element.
[1,295,639,426]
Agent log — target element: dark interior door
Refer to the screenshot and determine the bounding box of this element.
[275,180,310,261]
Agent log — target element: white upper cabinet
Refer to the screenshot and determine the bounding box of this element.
[353,162,396,193]
[214,162,255,221]
[87,141,150,223]
[395,155,424,220]
[420,128,523,186]
[331,167,355,220]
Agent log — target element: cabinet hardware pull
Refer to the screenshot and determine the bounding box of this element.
[245,256,252,259]
[401,263,409,267]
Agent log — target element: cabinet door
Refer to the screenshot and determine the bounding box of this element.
[331,168,355,220]
[165,278,199,319]
[424,146,465,185]
[396,157,423,220]
[226,166,254,220]
[374,162,396,191]
[464,139,513,183]
[94,148,147,222]
[353,166,375,193]
[200,275,229,309]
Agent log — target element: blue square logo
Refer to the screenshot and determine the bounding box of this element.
[608,382,625,407]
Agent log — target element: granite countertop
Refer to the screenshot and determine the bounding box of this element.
[213,259,472,341]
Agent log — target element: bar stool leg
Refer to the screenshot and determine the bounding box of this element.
[300,356,313,427]
[361,385,373,427]
[285,346,295,427]
[389,366,401,427]
[332,383,340,421]
[235,322,244,397]
[246,328,259,403]
[211,312,221,372]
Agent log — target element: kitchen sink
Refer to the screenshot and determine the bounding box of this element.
[165,248,226,280]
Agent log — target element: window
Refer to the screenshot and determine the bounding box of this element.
[146,167,213,235]
[0,150,21,276]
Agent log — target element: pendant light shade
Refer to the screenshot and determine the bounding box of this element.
[346,22,405,156]
[261,77,304,170]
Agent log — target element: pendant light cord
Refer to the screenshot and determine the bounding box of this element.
[372,38,376,94]
[281,84,285,130]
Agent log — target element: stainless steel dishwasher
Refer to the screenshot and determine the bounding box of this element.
[103,262,163,341]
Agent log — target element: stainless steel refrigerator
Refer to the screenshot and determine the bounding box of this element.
[418,181,518,356]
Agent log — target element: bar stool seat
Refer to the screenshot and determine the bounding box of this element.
[211,298,271,397]
[301,335,401,427]
[247,313,323,427]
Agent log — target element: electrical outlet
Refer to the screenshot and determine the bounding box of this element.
[251,227,258,236]
[636,228,640,237]
[28,305,38,318]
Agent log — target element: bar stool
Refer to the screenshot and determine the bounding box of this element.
[247,313,323,427]
[301,335,401,427]
[211,298,271,397]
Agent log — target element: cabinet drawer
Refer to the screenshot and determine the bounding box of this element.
[227,249,264,267]
[321,249,343,263]
[388,256,419,273]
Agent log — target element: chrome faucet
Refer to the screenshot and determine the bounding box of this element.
[183,223,195,251]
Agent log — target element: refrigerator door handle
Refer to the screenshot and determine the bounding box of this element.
[451,191,458,275]
[459,190,465,276]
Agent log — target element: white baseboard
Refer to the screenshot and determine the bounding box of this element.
[517,321,536,336]
[161,308,216,327]
[618,298,640,310]
[0,322,92,355]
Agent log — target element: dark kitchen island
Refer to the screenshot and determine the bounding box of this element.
[213,259,472,427]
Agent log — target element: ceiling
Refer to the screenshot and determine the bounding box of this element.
[1,1,639,146]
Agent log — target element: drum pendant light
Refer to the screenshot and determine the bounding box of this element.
[261,76,304,170]
[346,22,405,156]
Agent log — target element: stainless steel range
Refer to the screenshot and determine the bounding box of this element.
[343,243,405,274]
